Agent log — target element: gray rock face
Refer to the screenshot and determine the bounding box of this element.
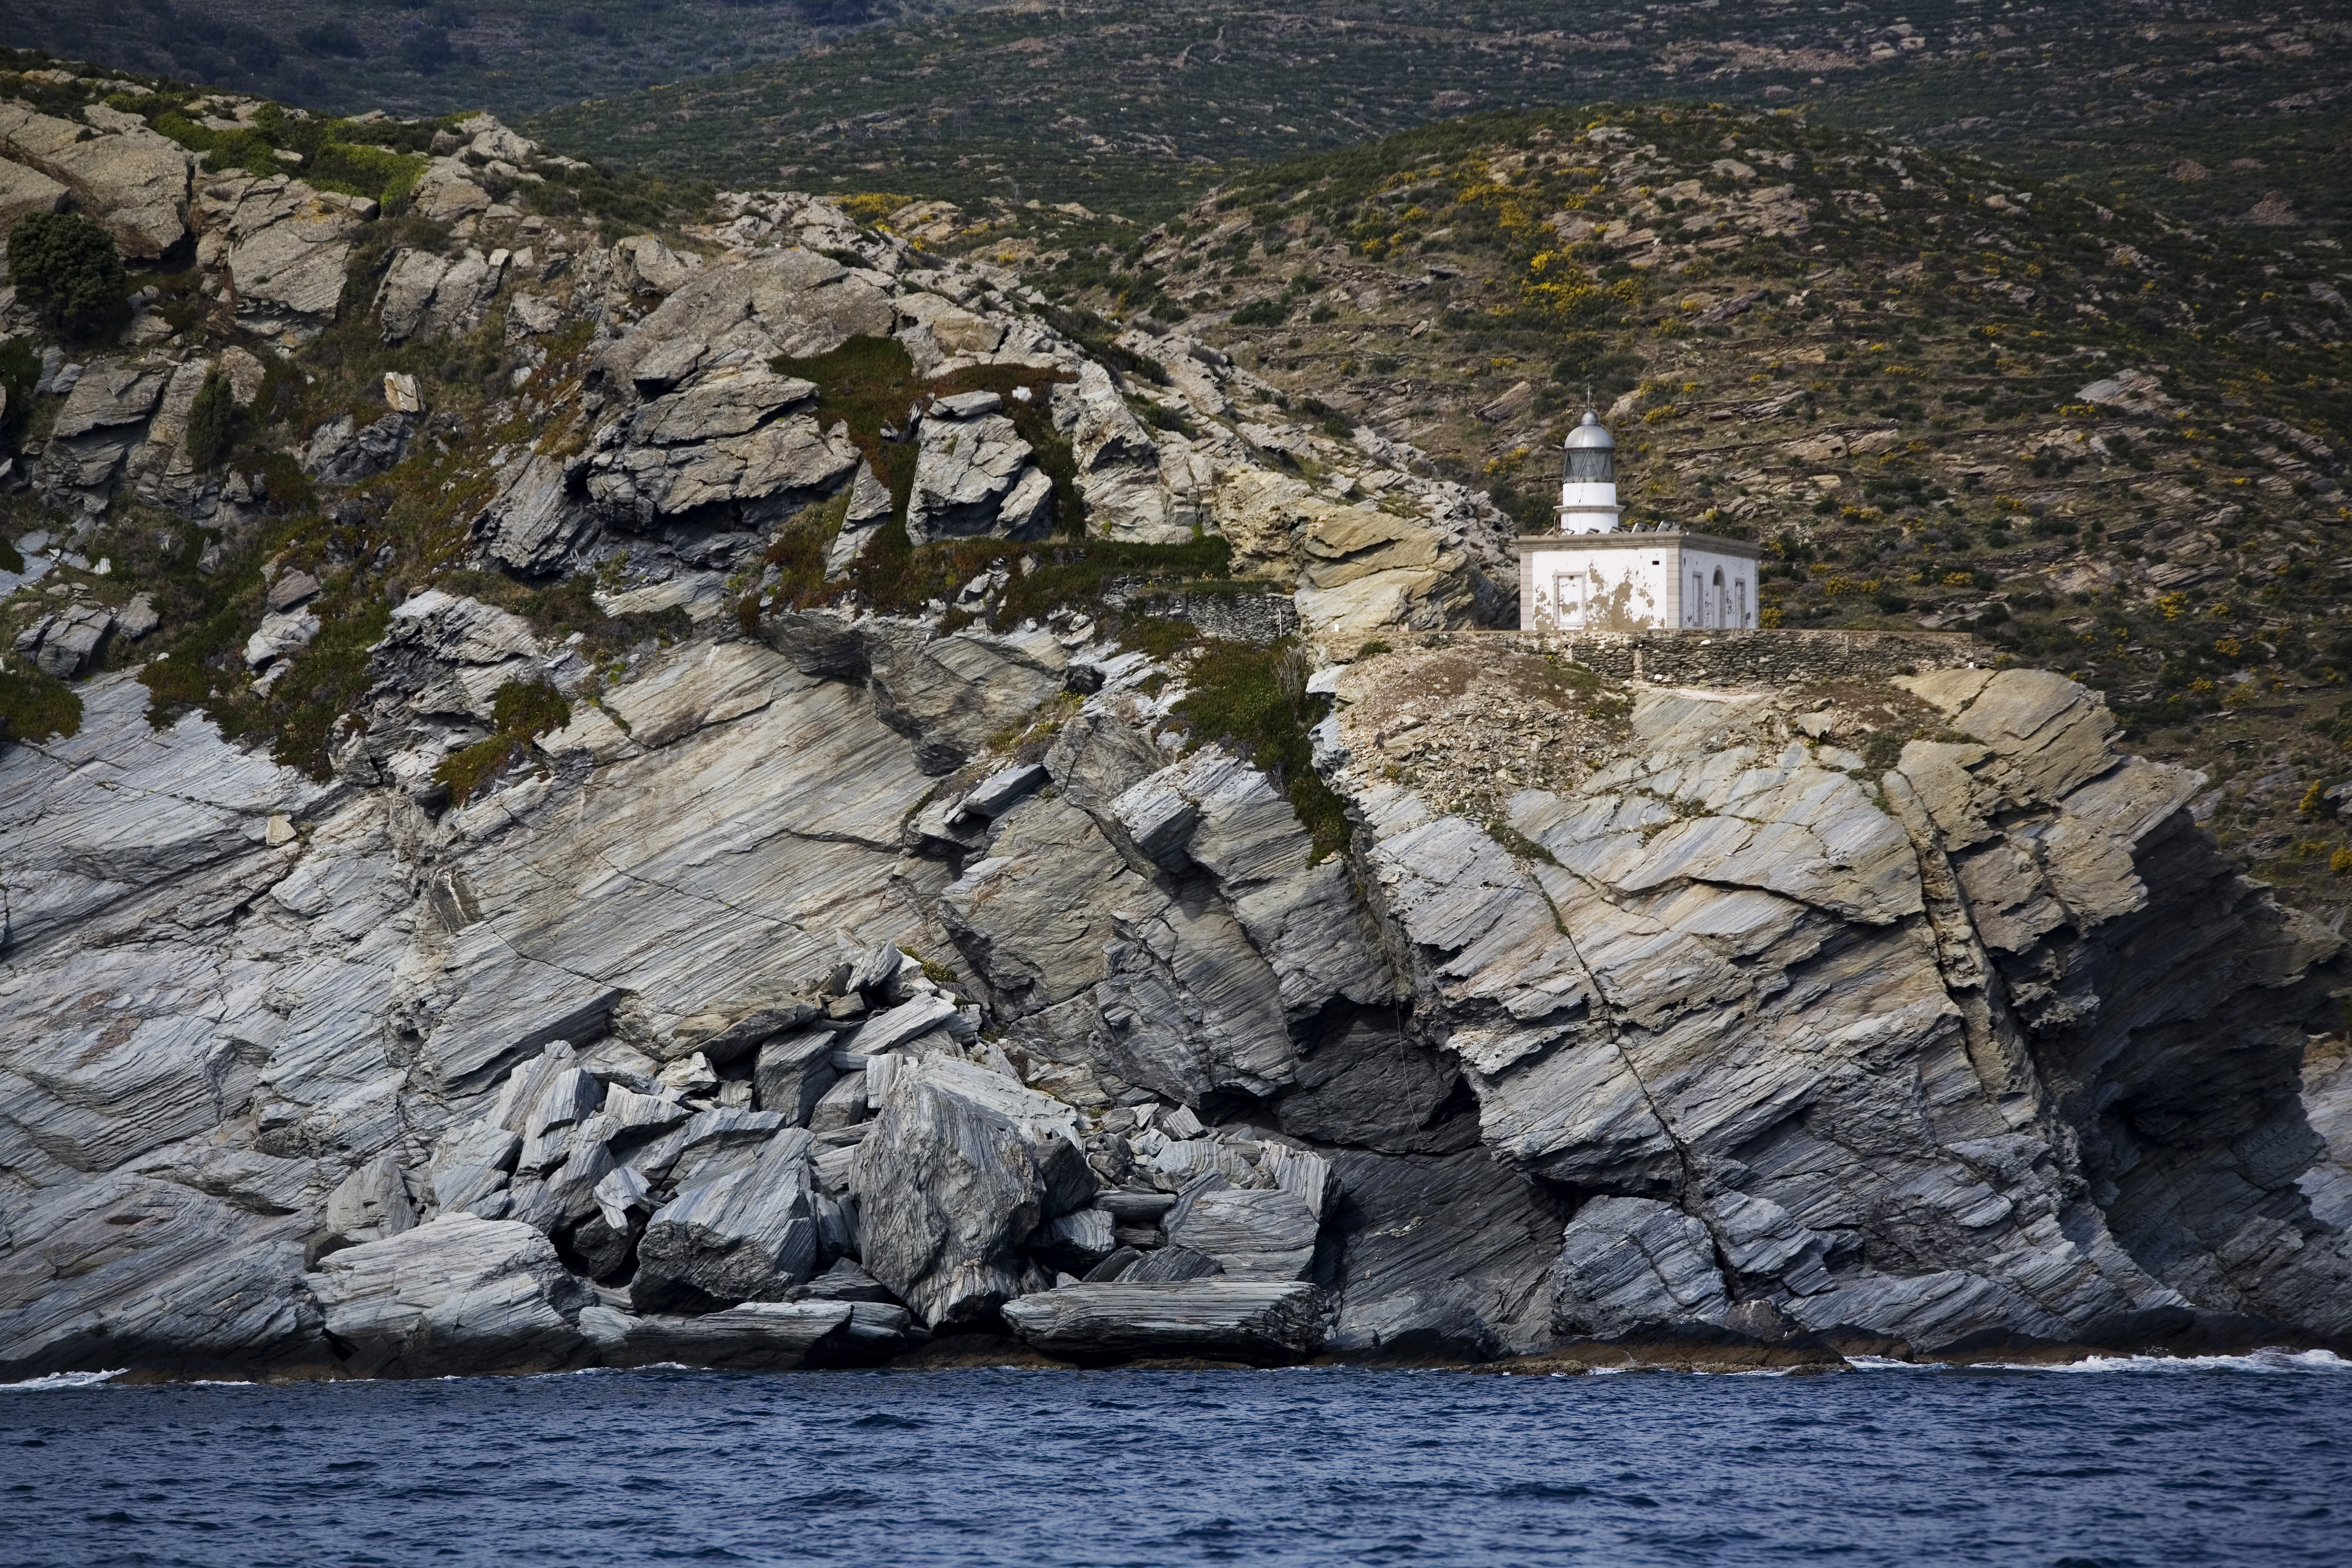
[630,1130,821,1312]
[0,177,1553,1383]
[318,1154,419,1258]
[585,411,858,533]
[0,1169,320,1381]
[851,1058,1095,1326]
[374,247,503,344]
[204,176,372,348]
[27,602,116,678]
[0,152,68,235]
[1321,659,2352,1355]
[1001,1281,1327,1361]
[871,629,1069,775]
[1095,888,1297,1105]
[1550,1196,1731,1337]
[302,412,415,484]
[592,248,895,390]
[0,102,191,259]
[1164,1180,1322,1280]
[305,1216,593,1377]
[754,1030,840,1124]
[2304,1046,2352,1233]
[907,409,1046,543]
[1112,745,1393,1019]
[1279,1010,1472,1154]
[1325,1147,1562,1360]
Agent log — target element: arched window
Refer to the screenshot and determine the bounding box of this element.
[1711,568,1725,629]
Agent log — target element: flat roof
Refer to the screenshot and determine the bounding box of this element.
[1516,529,1763,559]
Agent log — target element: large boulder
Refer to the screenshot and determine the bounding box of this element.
[1001,1281,1327,1362]
[851,1057,1096,1326]
[373,246,503,345]
[580,1300,853,1370]
[0,153,67,234]
[1164,1179,1323,1281]
[199,174,374,348]
[628,1128,821,1312]
[304,1215,593,1377]
[906,397,1049,543]
[1049,361,1179,542]
[584,411,858,534]
[590,247,895,392]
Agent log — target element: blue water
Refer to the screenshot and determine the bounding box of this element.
[4,1353,2348,1566]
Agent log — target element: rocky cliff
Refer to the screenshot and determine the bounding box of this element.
[3,71,2350,1380]
[7,613,2350,1376]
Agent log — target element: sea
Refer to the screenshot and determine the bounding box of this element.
[4,1351,2347,1566]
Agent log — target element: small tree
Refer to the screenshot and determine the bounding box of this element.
[7,212,129,341]
[185,367,235,469]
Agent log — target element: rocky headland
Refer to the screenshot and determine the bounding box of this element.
[3,69,2349,1381]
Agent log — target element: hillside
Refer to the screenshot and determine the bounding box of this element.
[1004,101,2352,907]
[0,3,939,121]
[526,0,2352,239]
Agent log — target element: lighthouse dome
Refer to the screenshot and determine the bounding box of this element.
[1564,409,1615,451]
[1563,409,1615,486]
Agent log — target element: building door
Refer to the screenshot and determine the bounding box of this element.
[1554,573,1584,629]
[1735,579,1747,628]
[1711,568,1726,629]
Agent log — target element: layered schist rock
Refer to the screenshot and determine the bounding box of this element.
[1319,649,2352,1354]
[10,614,2351,1377]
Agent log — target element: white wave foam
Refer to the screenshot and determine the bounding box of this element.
[1845,1347,2349,1374]
[1997,1348,2351,1374]
[2,1369,123,1391]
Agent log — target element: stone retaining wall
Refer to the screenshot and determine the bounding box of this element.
[1412,627,1981,686]
[1107,586,1300,645]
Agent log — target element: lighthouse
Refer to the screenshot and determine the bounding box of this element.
[1513,409,1762,632]
[1558,410,1622,534]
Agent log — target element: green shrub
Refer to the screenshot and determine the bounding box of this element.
[185,368,235,470]
[0,667,83,747]
[433,678,574,804]
[305,142,428,206]
[8,212,129,340]
[150,113,283,180]
[0,333,37,448]
[1230,298,1290,327]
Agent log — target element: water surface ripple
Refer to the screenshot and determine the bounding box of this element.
[5,1355,2347,1566]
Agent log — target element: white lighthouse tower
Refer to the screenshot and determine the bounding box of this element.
[1514,408,1762,632]
[1558,410,1623,534]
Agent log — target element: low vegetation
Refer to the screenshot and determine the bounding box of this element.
[7,212,128,341]
[1172,638,1349,862]
[0,667,82,746]
[434,678,573,804]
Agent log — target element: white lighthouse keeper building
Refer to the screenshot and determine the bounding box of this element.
[1516,410,1762,632]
